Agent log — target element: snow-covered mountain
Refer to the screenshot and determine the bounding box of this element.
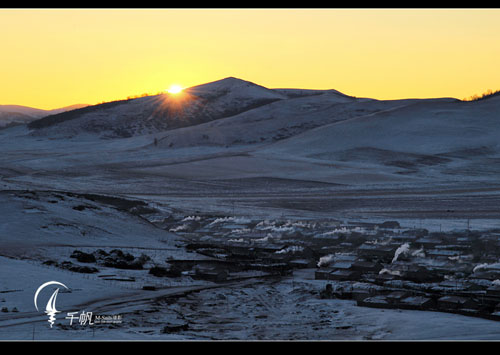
[27,77,379,139]
[260,95,500,172]
[6,76,499,185]
[27,77,289,138]
[0,104,88,129]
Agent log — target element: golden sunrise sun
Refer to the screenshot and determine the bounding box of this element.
[167,85,183,94]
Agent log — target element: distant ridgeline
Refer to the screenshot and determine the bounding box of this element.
[27,99,129,130]
[463,89,500,102]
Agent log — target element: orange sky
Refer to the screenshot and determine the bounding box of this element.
[1,8,500,110]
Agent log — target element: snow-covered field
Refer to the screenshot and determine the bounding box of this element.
[2,78,500,340]
[4,251,500,340]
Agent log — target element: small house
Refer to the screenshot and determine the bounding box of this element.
[358,243,396,261]
[328,269,361,282]
[315,268,333,280]
[399,296,435,310]
[330,261,354,270]
[403,265,443,283]
[350,260,383,274]
[437,295,478,310]
[486,283,500,298]
[415,237,441,248]
[386,291,411,304]
[357,295,392,309]
[426,249,462,259]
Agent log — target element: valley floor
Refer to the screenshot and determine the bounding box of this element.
[2,126,500,340]
[1,185,500,341]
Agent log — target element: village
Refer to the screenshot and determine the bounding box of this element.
[25,189,500,325]
[148,210,500,322]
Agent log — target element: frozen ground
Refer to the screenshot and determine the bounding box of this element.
[1,186,499,340]
[2,78,500,340]
[4,252,500,340]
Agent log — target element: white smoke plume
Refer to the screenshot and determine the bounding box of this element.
[392,243,410,263]
[276,246,304,254]
[317,254,335,268]
[209,216,251,225]
[169,224,189,232]
[411,246,426,258]
[378,268,402,276]
[181,216,201,222]
[473,262,500,273]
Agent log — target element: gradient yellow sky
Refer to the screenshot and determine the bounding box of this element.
[1,8,500,110]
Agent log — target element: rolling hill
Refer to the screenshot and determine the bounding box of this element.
[1,76,497,189]
[0,104,88,129]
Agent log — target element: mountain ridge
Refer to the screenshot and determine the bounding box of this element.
[27,77,318,137]
[0,103,88,129]
[1,76,500,191]
[20,76,500,174]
